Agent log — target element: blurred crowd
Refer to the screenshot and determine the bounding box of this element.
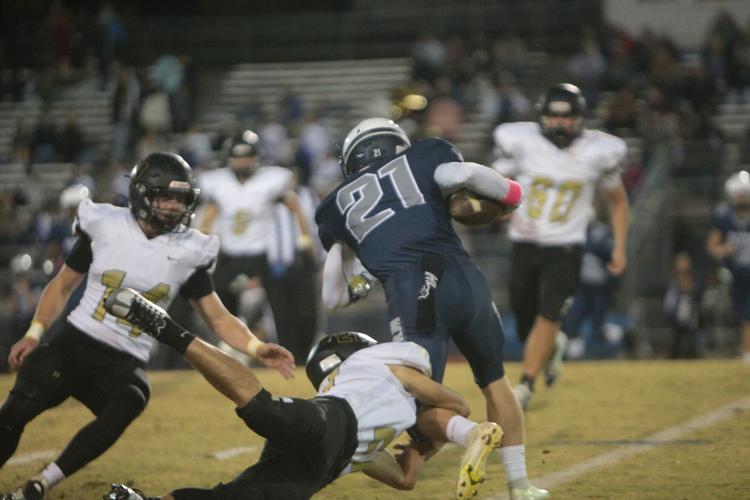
[2,3,750,368]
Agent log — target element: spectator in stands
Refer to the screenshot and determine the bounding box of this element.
[279,86,304,130]
[566,29,607,109]
[705,8,747,104]
[58,111,85,163]
[707,170,750,365]
[181,123,213,170]
[97,3,126,88]
[112,66,140,162]
[30,111,58,164]
[258,113,291,166]
[605,86,640,135]
[663,252,703,359]
[11,118,32,164]
[492,31,528,80]
[647,45,681,96]
[310,147,343,198]
[211,119,241,152]
[47,0,74,80]
[297,113,331,171]
[424,75,463,142]
[489,72,531,127]
[411,31,446,84]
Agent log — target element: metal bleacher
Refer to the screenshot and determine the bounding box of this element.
[199,58,412,143]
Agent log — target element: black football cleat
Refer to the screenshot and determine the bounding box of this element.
[2,479,47,500]
[102,483,152,500]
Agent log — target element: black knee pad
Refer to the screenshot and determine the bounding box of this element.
[1,346,69,427]
[110,384,149,416]
[235,389,275,435]
[0,392,44,429]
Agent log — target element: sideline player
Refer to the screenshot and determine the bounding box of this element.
[315,118,548,499]
[102,288,503,499]
[707,170,750,364]
[492,83,630,408]
[0,152,294,500]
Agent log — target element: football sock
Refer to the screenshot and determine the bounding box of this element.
[499,445,530,489]
[446,415,477,447]
[39,462,64,488]
[521,374,535,392]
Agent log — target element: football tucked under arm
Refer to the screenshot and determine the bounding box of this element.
[435,161,522,225]
[448,188,517,225]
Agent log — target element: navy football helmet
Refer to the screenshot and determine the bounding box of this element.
[129,152,199,233]
[725,170,750,209]
[537,83,586,148]
[305,331,377,389]
[339,118,411,177]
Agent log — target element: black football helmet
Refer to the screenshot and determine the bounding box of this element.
[129,152,200,233]
[339,118,411,177]
[537,83,587,148]
[227,129,260,179]
[306,331,377,389]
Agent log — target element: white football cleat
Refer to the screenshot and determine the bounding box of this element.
[456,422,503,499]
[544,331,568,387]
[513,383,532,410]
[509,484,550,499]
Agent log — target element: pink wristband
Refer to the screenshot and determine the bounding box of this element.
[501,180,522,205]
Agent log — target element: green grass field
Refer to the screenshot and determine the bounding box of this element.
[1,359,748,499]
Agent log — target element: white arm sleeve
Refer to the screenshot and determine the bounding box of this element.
[434,161,512,200]
[321,243,351,310]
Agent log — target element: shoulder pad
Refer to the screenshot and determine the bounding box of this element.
[181,231,220,268]
[413,137,464,164]
[75,200,126,239]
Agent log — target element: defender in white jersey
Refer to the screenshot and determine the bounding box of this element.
[102,289,502,500]
[198,130,315,356]
[0,153,294,500]
[492,83,630,409]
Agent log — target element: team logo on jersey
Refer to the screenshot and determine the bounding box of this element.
[418,271,439,300]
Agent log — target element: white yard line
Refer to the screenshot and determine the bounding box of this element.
[489,395,750,499]
[210,446,259,460]
[7,450,59,466]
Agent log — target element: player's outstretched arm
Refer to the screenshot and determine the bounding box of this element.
[191,292,295,379]
[106,287,265,407]
[8,265,84,370]
[388,365,470,417]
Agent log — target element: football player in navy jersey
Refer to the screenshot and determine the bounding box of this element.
[707,170,750,364]
[0,152,294,500]
[315,118,548,499]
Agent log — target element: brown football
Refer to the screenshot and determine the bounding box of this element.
[448,188,505,225]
